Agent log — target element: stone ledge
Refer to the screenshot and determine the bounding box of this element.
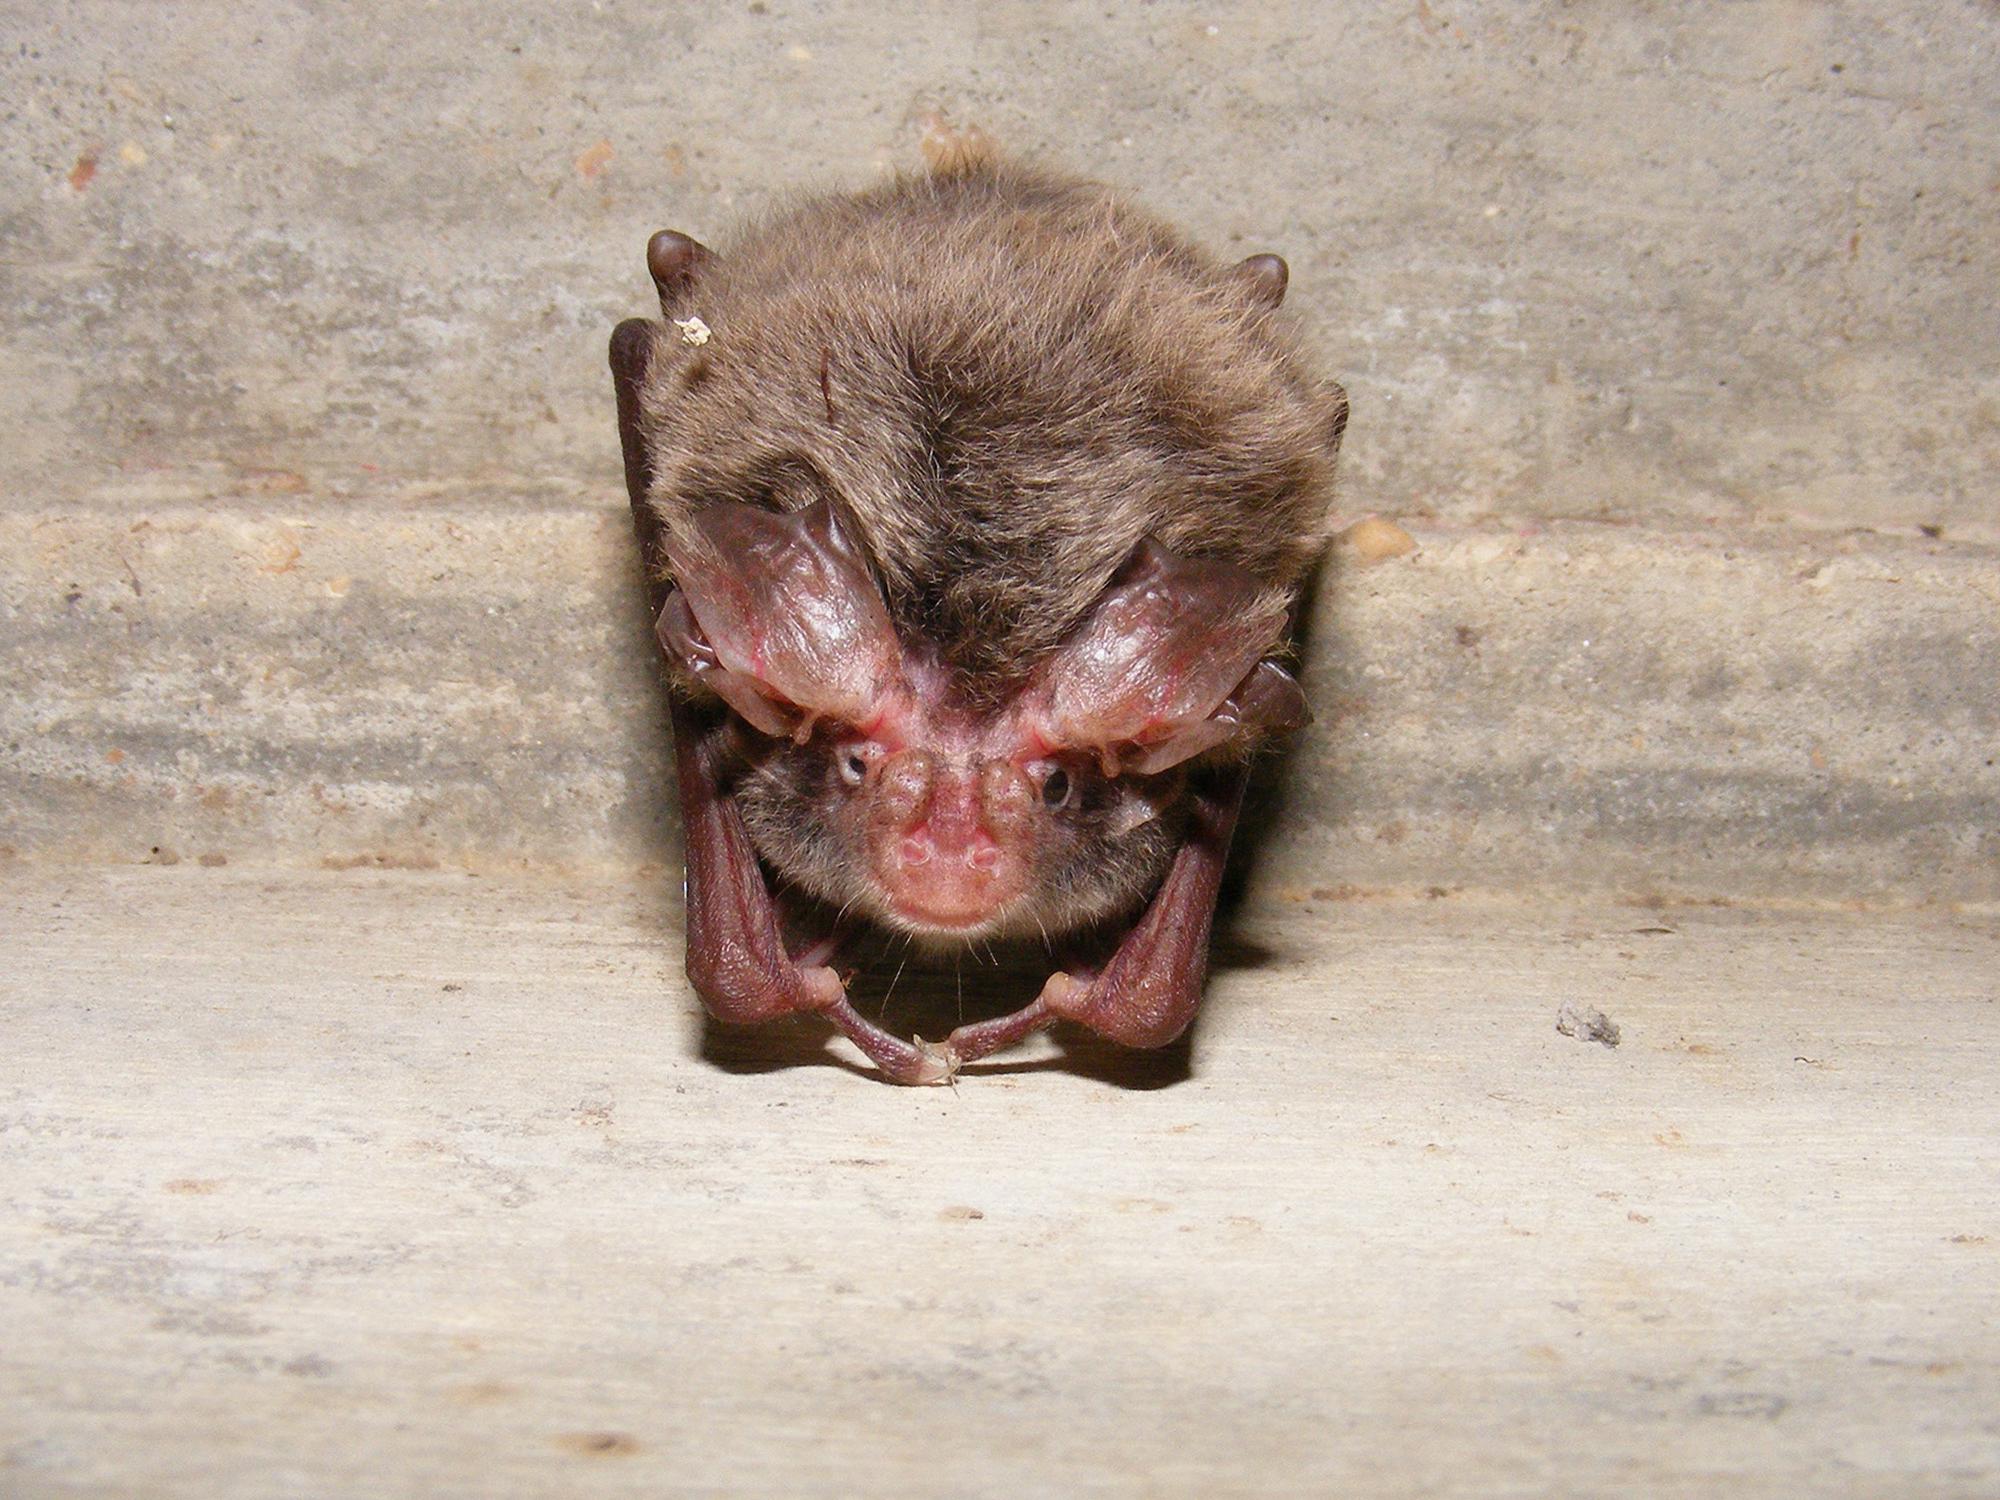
[2,504,1994,903]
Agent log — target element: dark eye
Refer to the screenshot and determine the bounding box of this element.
[1041,767,1072,809]
[839,751,868,787]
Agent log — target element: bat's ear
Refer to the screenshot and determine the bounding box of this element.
[659,499,904,741]
[647,230,713,313]
[1231,253,1289,310]
[1026,539,1308,775]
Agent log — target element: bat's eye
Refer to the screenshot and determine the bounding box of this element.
[835,739,888,789]
[1041,767,1072,809]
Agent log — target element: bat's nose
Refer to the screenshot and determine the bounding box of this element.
[878,749,936,823]
[897,768,997,873]
[872,752,1024,930]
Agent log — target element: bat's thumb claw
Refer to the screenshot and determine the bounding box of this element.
[1037,970,1091,1020]
[907,1036,961,1087]
[799,964,847,1011]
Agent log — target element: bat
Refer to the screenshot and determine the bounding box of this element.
[609,136,1347,1083]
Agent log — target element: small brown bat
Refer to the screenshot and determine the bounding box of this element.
[609,137,1347,1084]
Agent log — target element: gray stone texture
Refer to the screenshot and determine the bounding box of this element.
[4,3,1997,535]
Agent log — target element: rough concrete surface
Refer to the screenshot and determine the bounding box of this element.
[3,868,1998,1498]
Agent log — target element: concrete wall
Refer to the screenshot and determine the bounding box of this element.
[3,1,1996,902]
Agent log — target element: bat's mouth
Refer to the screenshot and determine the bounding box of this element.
[879,903,1025,947]
[873,844,1030,938]
[891,905,994,934]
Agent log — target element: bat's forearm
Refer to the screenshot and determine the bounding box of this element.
[672,698,842,1024]
[1043,762,1248,1048]
[618,321,845,1028]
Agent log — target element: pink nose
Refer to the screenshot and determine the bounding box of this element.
[871,753,1029,929]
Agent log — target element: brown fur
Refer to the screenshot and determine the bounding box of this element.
[631,146,1347,938]
[635,147,1347,696]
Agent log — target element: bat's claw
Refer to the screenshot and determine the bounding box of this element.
[906,1036,961,1086]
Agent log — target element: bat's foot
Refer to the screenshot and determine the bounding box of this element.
[923,994,1059,1079]
[822,995,962,1085]
[823,992,1063,1084]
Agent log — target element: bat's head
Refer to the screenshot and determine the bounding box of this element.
[658,500,1308,942]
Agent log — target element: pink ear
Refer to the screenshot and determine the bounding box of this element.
[1027,540,1306,774]
[660,499,904,739]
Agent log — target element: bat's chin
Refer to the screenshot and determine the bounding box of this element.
[872,861,1024,939]
[889,905,1003,937]
[880,884,1013,936]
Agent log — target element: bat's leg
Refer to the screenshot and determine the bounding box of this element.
[929,763,1251,1075]
[615,319,945,1086]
